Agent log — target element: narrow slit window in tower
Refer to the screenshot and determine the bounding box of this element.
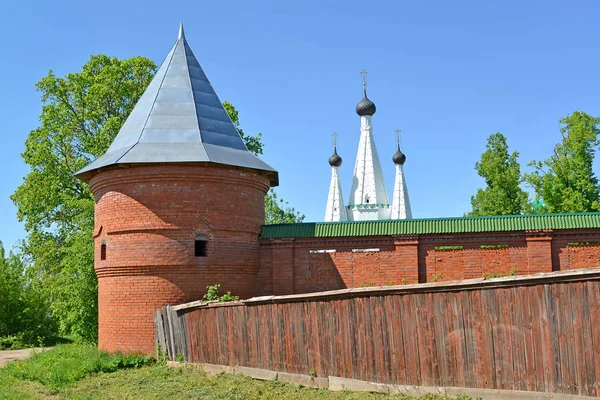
[100,241,107,261]
[195,235,208,257]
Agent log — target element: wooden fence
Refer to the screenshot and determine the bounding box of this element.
[155,268,600,398]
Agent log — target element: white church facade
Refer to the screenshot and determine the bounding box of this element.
[324,76,412,222]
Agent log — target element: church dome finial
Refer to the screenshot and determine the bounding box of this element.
[178,22,185,40]
[356,70,376,116]
[392,129,406,165]
[329,132,342,167]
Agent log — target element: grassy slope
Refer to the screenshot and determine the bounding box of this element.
[0,345,475,400]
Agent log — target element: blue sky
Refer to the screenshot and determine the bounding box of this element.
[0,0,599,250]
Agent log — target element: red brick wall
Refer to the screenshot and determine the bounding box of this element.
[90,165,270,354]
[259,229,600,295]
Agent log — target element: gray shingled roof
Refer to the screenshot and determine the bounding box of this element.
[75,24,278,185]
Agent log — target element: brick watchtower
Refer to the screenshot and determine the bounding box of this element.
[75,24,278,354]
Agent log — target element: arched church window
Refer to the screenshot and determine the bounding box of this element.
[365,195,370,204]
[195,235,208,257]
[101,240,107,261]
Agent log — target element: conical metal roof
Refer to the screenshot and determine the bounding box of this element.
[75,24,278,186]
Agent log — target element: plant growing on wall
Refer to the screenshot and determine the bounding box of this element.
[202,284,240,303]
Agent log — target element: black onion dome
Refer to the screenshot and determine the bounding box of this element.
[356,89,376,116]
[329,147,342,167]
[392,146,406,165]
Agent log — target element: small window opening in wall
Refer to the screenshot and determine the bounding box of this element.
[195,235,208,257]
[100,241,107,261]
[365,195,370,204]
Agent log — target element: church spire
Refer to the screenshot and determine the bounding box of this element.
[325,133,347,222]
[347,72,390,221]
[390,129,412,220]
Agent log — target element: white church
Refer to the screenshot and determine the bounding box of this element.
[324,75,412,222]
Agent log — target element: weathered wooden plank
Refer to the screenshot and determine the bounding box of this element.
[510,285,526,391]
[587,280,600,397]
[459,290,475,388]
[520,285,537,392]
[556,282,573,394]
[580,282,597,397]
[402,293,421,385]
[570,282,586,396]
[415,293,432,386]
[434,291,451,387]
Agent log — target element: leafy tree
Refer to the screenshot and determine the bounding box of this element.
[468,133,530,216]
[0,242,57,347]
[223,101,304,224]
[12,55,302,341]
[265,189,304,224]
[12,55,157,341]
[525,112,600,213]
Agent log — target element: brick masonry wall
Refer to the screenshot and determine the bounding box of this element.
[90,164,270,354]
[259,229,600,295]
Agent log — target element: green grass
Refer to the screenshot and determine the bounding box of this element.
[0,345,476,399]
[2,344,153,389]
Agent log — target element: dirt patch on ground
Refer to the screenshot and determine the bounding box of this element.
[0,348,49,367]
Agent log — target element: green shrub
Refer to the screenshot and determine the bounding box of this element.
[202,284,240,302]
[3,344,154,388]
[0,242,58,348]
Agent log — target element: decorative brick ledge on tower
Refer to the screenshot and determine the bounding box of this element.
[258,213,600,296]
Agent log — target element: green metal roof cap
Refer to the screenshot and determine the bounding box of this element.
[260,212,600,239]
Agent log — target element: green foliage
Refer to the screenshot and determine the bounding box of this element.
[0,242,57,348]
[265,189,305,224]
[483,267,516,280]
[202,284,240,302]
[3,344,154,389]
[567,241,598,246]
[11,55,157,342]
[479,244,509,249]
[431,272,446,282]
[434,245,463,251]
[469,133,530,216]
[525,111,600,213]
[222,102,304,225]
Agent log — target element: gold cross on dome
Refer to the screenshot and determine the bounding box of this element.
[360,69,368,88]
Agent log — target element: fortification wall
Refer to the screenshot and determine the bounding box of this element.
[258,229,600,295]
